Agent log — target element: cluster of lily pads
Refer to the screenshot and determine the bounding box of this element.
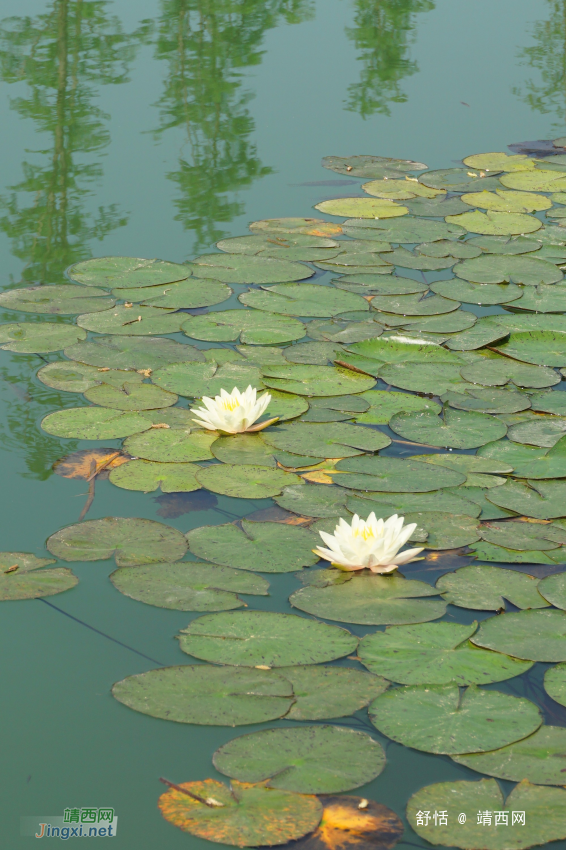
[5,148,566,847]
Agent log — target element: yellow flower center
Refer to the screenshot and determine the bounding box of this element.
[221,398,240,412]
[353,525,375,540]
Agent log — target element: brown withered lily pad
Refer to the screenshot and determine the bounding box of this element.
[53,448,131,480]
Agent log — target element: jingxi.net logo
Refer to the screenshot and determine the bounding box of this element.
[21,808,118,839]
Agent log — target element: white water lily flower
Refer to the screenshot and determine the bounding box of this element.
[190,385,278,434]
[314,512,424,574]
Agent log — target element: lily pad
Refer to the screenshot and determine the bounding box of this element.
[538,572,566,609]
[501,169,566,191]
[404,195,471,216]
[158,778,322,847]
[0,284,115,314]
[177,610,357,666]
[47,516,187,566]
[353,390,441,424]
[262,421,390,458]
[116,278,231,309]
[371,292,459,316]
[64,335,204,371]
[445,210,542,235]
[362,178,441,200]
[509,435,566,478]
[342,217,464,243]
[461,189,551,213]
[0,322,86,353]
[83,382,178,410]
[359,622,532,685]
[389,408,507,449]
[468,234,543,254]
[239,284,368,318]
[453,726,566,787]
[186,521,319,573]
[77,305,185,336]
[196,464,299,498]
[404,511,481,549]
[322,155,426,178]
[444,386,530,414]
[401,311,477,334]
[151,360,263,399]
[479,521,565,550]
[469,542,561,564]
[249,217,343,237]
[460,357,559,388]
[110,561,268,611]
[378,247,455,271]
[445,321,511,351]
[306,316,384,343]
[419,168,504,192]
[346,490,482,519]
[190,253,313,284]
[282,666,389,720]
[290,574,446,626]
[472,609,566,661]
[67,256,191,288]
[333,276,425,297]
[544,664,566,707]
[418,243,484,267]
[112,665,294,725]
[109,460,201,493]
[369,684,541,754]
[283,341,345,366]
[333,456,465,492]
[408,778,566,849]
[378,362,469,394]
[0,552,77,601]
[41,408,152,440]
[37,362,145,393]
[456,254,563,285]
[463,152,533,172]
[216,233,339,261]
[181,309,305,345]
[274,483,349,518]
[436,564,548,611]
[213,726,385,794]
[508,417,566,448]
[315,198,407,219]
[497,331,566,367]
[261,364,375,396]
[284,795,403,850]
[512,284,566,312]
[347,335,463,364]
[123,428,215,462]
[431,279,523,305]
[486,479,566,519]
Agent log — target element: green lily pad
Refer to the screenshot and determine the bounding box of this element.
[538,573,566,609]
[444,485,517,520]
[115,278,232,309]
[151,360,263,399]
[196,464,299,498]
[353,390,441,424]
[408,778,566,849]
[186,520,319,573]
[487,478,566,518]
[437,564,548,610]
[371,292,460,316]
[274,483,348,518]
[109,460,201,493]
[378,362,469,394]
[303,395,370,424]
[430,279,523,305]
[512,284,566,312]
[362,178,438,199]
[463,152,533,172]
[316,257,393,275]
[315,197,408,219]
[0,322,86,353]
[47,516,187,566]
[0,552,77,601]
[178,610,357,666]
[342,217,465,243]
[544,664,566,707]
[468,234,543,254]
[460,357,559,388]
[455,254,562,285]
[333,456,465,492]
[67,256,191,288]
[283,341,345,366]
[333,276,426,297]
[41,407,152,440]
[290,574,446,626]
[369,684,541,754]
[261,364,375,396]
[37,362,144,393]
[509,435,566,478]
[419,168,503,192]
[322,154,427,178]
[472,609,566,661]
[190,253,313,284]
[462,189,550,213]
[446,210,542,235]
[346,490,482,519]
[404,511,481,549]
[181,309,305,345]
[249,217,343,237]
[497,331,566,367]
[83,381,178,410]
[210,433,281,466]
[64,335,204,371]
[508,417,566,448]
[110,561,268,611]
[445,321,510,351]
[389,408,507,449]
[404,195,472,216]
[0,284,115,315]
[348,335,463,364]
[112,665,294,725]
[453,726,566,787]
[213,725,385,794]
[77,305,185,336]
[235,346,289,367]
[261,421,390,458]
[123,428,215,462]
[443,386,530,414]
[306,316,384,343]
[486,312,566,334]
[400,311,477,334]
[501,169,566,191]
[378,247,455,271]
[239,284,368,318]
[419,240,482,260]
[479,521,564,551]
[359,621,532,685]
[281,665,389,720]
[216,233,339,261]
[470,542,561,564]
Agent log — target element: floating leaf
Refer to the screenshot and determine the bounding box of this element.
[53,448,130,480]
[358,622,532,685]
[511,285,566,313]
[468,234,542,254]
[0,322,86,353]
[196,464,299,498]
[538,572,566,609]
[472,609,566,661]
[389,408,507,449]
[37,361,144,393]
[362,178,441,199]
[509,435,566,478]
[186,521,319,573]
[123,429,215,462]
[110,561,268,611]
[83,382,178,411]
[177,611,357,666]
[47,516,187,566]
[346,489,481,519]
[444,386,530,414]
[41,407,152,440]
[342,217,464,243]
[501,169,566,191]
[306,316,384,343]
[0,552,76,601]
[109,460,201,493]
[261,364,375,396]
[460,357,559,388]
[113,665,294,725]
[401,310,477,334]
[210,433,283,466]
[508,417,566,448]
[284,795,403,850]
[353,390,441,424]
[77,305,185,336]
[461,189,551,213]
[315,198,407,219]
[116,278,232,309]
[303,394,370,423]
[369,684,541,754]
[370,292,459,316]
[455,253,562,285]
[445,321,510,351]
[377,246,455,271]
[262,421,390,458]
[436,564,548,610]
[275,483,348,518]
[469,542,560,564]
[322,154,427,178]
[283,341,346,366]
[181,309,305,345]
[67,256,191,288]
[282,666,389,720]
[404,195,471,216]
[239,284,368,318]
[453,726,566,787]
[0,284,115,314]
[378,362,469,394]
[430,279,523,305]
[479,520,564,550]
[250,217,343,237]
[419,168,503,192]
[497,331,566,367]
[290,574,446,626]
[65,335,204,371]
[486,478,566,519]
[347,335,463,364]
[408,778,566,850]
[190,253,313,284]
[404,511,481,549]
[333,456,465,492]
[151,361,263,398]
[445,210,542,235]
[462,152,533,172]
[216,233,339,261]
[544,664,566,707]
[213,726,385,794]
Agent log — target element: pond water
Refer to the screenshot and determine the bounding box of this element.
[3,0,566,847]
